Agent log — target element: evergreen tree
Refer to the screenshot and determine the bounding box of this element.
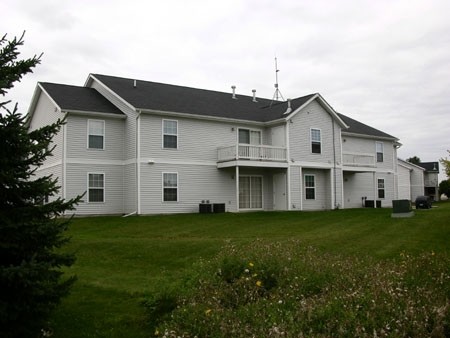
[0,32,81,337]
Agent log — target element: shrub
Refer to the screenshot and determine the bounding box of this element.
[147,240,450,338]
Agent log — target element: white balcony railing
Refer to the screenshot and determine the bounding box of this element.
[218,144,287,163]
[343,152,376,167]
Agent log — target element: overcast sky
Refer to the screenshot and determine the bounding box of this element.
[3,0,450,179]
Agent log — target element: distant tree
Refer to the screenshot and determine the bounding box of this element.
[406,156,421,165]
[439,180,450,198]
[440,150,450,178]
[0,32,81,337]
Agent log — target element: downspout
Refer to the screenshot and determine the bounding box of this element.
[62,111,67,211]
[136,110,141,215]
[331,115,337,209]
[286,120,291,210]
[236,166,239,212]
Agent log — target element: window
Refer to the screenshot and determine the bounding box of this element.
[163,120,178,149]
[239,176,262,209]
[311,128,321,154]
[378,178,385,199]
[163,172,178,202]
[305,175,315,200]
[88,120,105,149]
[376,142,384,162]
[238,129,261,145]
[88,173,104,202]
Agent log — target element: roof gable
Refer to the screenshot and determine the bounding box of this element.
[284,93,348,128]
[39,82,124,115]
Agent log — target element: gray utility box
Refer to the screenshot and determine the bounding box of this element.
[391,199,414,218]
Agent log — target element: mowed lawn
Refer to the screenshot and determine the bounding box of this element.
[50,202,450,337]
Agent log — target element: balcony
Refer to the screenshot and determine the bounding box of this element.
[343,152,376,167]
[218,144,288,168]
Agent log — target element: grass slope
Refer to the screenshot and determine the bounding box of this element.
[50,203,450,337]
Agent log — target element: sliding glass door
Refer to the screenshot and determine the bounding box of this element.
[239,176,262,209]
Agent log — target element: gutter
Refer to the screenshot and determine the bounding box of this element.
[136,110,142,215]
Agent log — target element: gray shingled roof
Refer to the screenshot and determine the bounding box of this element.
[92,74,314,122]
[337,112,397,140]
[418,162,439,172]
[40,82,124,115]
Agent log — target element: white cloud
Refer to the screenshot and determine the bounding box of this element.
[2,0,450,177]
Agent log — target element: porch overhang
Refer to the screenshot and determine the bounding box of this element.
[217,160,289,169]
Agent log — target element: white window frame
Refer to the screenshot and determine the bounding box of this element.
[239,175,264,210]
[377,178,385,199]
[376,142,384,163]
[162,172,179,202]
[162,119,178,149]
[238,128,262,145]
[87,172,105,203]
[87,119,105,150]
[310,128,321,154]
[304,174,316,200]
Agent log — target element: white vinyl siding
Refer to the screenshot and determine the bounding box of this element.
[342,136,395,170]
[288,100,342,164]
[88,173,105,202]
[163,120,178,149]
[310,128,321,154]
[163,172,178,202]
[140,163,236,214]
[66,115,124,161]
[88,119,105,149]
[89,78,136,161]
[140,115,270,162]
[66,164,123,215]
[302,169,331,210]
[376,142,384,162]
[28,90,64,166]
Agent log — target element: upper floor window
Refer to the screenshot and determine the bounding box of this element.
[88,120,105,149]
[163,172,178,202]
[311,128,321,154]
[377,178,385,199]
[238,129,261,145]
[305,174,316,200]
[163,120,178,149]
[376,142,384,162]
[88,173,104,203]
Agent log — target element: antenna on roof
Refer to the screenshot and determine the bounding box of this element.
[271,57,285,105]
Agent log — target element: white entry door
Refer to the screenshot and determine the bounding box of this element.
[273,173,287,210]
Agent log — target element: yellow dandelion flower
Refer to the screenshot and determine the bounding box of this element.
[256,280,262,287]
[249,262,254,267]
[205,309,212,315]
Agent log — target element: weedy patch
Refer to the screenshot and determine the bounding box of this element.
[145,240,450,338]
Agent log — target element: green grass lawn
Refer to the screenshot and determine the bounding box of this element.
[50,202,450,337]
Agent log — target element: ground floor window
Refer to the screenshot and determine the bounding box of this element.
[163,172,178,202]
[88,173,104,202]
[239,176,262,209]
[305,174,315,200]
[378,178,385,199]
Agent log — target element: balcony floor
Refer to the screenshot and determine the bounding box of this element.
[217,159,289,169]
